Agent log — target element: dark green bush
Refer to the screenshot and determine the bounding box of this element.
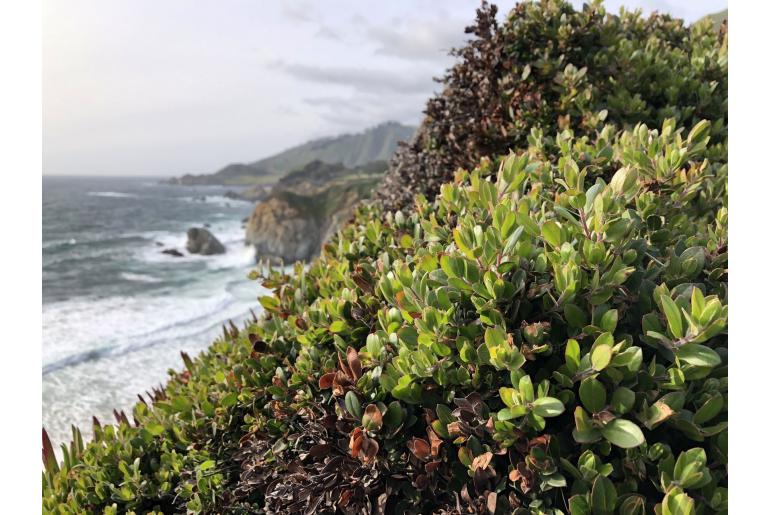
[43,2,727,514]
[376,0,727,211]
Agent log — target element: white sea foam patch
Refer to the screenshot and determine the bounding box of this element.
[42,288,235,369]
[136,219,254,268]
[87,191,138,198]
[178,194,252,207]
[42,275,270,447]
[120,272,162,283]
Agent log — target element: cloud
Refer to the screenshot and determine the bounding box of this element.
[281,2,317,24]
[277,62,438,95]
[303,92,426,130]
[315,26,342,42]
[367,19,468,62]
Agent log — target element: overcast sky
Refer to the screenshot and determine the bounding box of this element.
[43,0,726,176]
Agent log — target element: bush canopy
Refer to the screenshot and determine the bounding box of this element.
[43,2,727,514]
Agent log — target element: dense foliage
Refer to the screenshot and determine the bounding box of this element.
[43,2,727,514]
[376,0,727,211]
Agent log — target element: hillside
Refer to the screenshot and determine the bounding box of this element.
[169,121,414,186]
[251,121,413,174]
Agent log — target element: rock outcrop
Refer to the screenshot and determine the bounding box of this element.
[244,161,385,263]
[245,196,324,263]
[161,248,184,257]
[186,227,225,255]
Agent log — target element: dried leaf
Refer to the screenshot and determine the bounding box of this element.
[346,346,362,380]
[408,437,431,460]
[318,372,335,390]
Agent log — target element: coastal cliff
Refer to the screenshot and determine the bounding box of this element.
[244,161,385,262]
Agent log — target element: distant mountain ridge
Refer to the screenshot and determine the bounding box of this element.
[169,121,415,186]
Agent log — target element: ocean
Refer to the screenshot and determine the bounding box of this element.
[42,176,267,447]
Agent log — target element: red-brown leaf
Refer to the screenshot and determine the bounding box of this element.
[349,427,363,458]
[318,372,335,389]
[487,492,498,514]
[471,451,493,472]
[425,460,442,474]
[407,437,431,461]
[427,426,443,457]
[361,436,379,464]
[308,443,331,458]
[42,429,57,473]
[362,404,383,431]
[346,346,362,380]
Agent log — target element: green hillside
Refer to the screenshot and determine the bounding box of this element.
[252,121,414,173]
[170,121,414,186]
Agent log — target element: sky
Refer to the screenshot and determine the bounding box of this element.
[43,0,726,176]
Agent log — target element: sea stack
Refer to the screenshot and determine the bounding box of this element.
[186,227,225,255]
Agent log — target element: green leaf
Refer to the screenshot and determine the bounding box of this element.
[532,397,565,418]
[542,220,562,247]
[382,401,404,428]
[693,393,724,425]
[600,309,618,333]
[590,475,617,514]
[258,296,280,311]
[673,448,709,489]
[345,391,362,419]
[499,387,518,409]
[661,295,683,339]
[601,418,645,448]
[145,423,165,437]
[564,303,588,328]
[503,226,525,255]
[579,377,606,413]
[498,405,527,420]
[517,211,540,237]
[436,404,453,425]
[591,344,612,371]
[662,487,695,515]
[610,387,635,415]
[677,343,721,368]
[484,326,507,347]
[604,218,631,242]
[220,392,238,408]
[199,460,216,471]
[519,375,534,402]
[329,320,347,333]
[565,338,581,373]
[568,494,591,515]
[687,119,710,145]
[618,495,646,515]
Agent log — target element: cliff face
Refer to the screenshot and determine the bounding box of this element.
[244,161,385,263]
[244,195,324,263]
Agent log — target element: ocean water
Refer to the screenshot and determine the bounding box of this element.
[42,176,268,447]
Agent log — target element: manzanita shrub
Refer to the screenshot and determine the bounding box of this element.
[44,116,727,514]
[43,2,727,514]
[376,0,727,211]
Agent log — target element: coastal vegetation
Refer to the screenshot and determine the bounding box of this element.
[43,1,727,513]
